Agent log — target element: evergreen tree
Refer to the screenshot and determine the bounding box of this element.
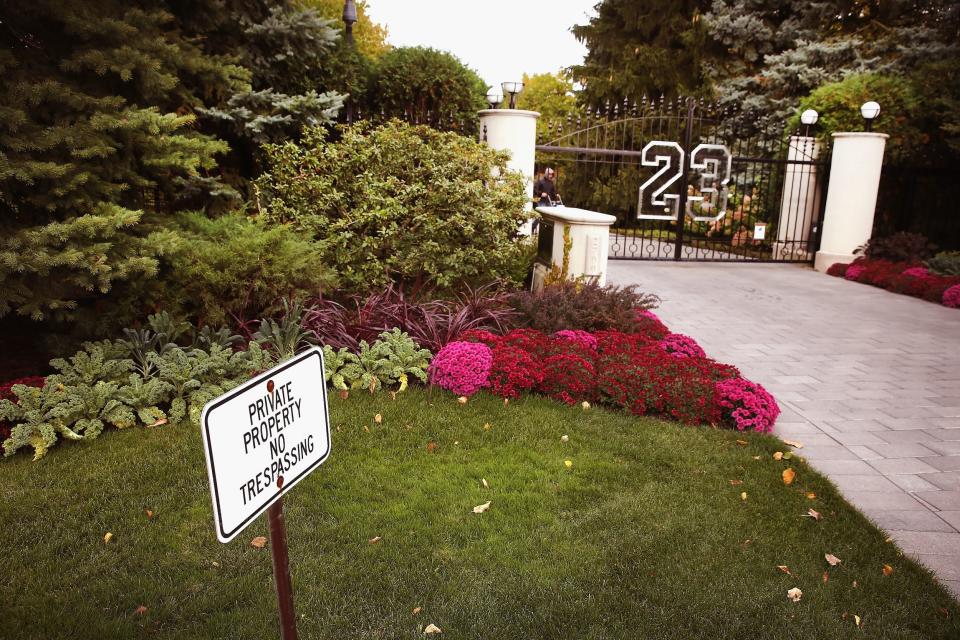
[0,1,242,320]
[570,0,714,106]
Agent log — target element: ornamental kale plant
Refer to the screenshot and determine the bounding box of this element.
[335,330,432,393]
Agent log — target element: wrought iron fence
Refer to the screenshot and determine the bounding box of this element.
[874,150,958,251]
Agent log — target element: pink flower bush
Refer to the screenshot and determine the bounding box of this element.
[901,266,930,278]
[636,309,662,322]
[428,341,493,396]
[659,333,706,359]
[553,329,599,351]
[715,377,780,433]
[844,264,866,280]
[944,284,960,309]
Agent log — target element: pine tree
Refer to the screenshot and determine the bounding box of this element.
[0,2,243,320]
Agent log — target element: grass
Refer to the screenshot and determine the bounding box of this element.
[2,388,958,639]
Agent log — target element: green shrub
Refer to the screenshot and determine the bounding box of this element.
[151,211,336,326]
[927,251,960,276]
[323,329,431,393]
[509,282,660,333]
[860,232,937,263]
[258,120,529,292]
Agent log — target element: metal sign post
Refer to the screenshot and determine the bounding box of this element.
[268,498,298,640]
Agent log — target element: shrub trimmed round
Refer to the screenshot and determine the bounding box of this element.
[429,341,493,396]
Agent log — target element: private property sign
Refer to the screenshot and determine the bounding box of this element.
[201,347,331,543]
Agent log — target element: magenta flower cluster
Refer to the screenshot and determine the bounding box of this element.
[715,377,781,433]
[901,266,930,278]
[429,341,493,396]
[636,309,662,322]
[944,284,960,309]
[659,333,706,359]
[553,329,598,351]
[844,264,866,280]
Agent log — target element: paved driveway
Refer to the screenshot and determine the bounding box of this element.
[607,261,960,597]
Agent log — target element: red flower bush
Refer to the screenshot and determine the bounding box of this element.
[827,258,960,309]
[844,263,866,281]
[594,330,656,356]
[944,284,960,308]
[659,333,707,359]
[487,345,543,399]
[633,309,670,340]
[716,377,780,433]
[553,329,598,351]
[826,262,849,277]
[428,341,493,396]
[538,349,596,405]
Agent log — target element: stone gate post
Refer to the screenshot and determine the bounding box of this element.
[478,108,539,235]
[814,132,889,272]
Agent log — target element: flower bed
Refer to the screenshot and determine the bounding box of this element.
[434,322,780,433]
[829,258,960,307]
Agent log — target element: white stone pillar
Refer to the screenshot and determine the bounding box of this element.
[531,206,617,291]
[478,109,539,235]
[774,135,821,260]
[814,132,889,272]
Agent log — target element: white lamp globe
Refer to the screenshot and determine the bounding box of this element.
[860,101,881,120]
[800,109,819,126]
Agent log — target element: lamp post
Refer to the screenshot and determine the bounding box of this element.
[501,81,524,109]
[343,0,357,45]
[860,101,880,132]
[486,88,503,110]
[800,108,818,137]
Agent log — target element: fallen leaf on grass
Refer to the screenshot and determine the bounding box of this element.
[736,439,748,446]
[782,468,796,485]
[483,423,491,431]
[424,623,442,634]
[145,509,154,519]
[472,501,491,514]
[787,587,802,602]
[481,478,489,488]
[147,418,167,428]
[561,434,569,443]
[854,615,861,627]
[374,413,382,424]
[883,564,894,576]
[773,451,783,461]
[212,561,220,568]
[503,398,509,406]
[363,425,370,433]
[412,607,422,616]
[564,460,573,469]
[822,571,829,583]
[134,605,148,615]
[250,536,267,549]
[426,441,438,453]
[752,455,761,460]
[582,401,590,411]
[740,492,748,501]
[729,479,743,486]
[804,508,822,521]
[777,565,791,575]
[368,536,382,544]
[852,580,858,588]
[825,553,842,566]
[104,532,113,544]
[457,396,468,404]
[338,390,349,400]
[783,439,804,449]
[806,492,816,500]
[390,391,397,401]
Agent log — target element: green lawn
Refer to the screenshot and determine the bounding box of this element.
[2,388,957,639]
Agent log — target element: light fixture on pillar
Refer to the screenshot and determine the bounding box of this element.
[800,108,818,136]
[501,81,524,109]
[486,88,503,110]
[860,101,880,132]
[342,0,358,45]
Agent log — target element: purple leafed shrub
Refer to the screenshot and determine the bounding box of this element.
[302,283,517,352]
[428,341,493,396]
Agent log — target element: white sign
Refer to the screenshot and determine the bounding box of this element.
[753,223,766,241]
[201,347,331,543]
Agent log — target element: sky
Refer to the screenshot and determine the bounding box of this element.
[363,0,598,89]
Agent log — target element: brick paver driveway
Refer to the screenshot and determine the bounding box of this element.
[608,261,960,597]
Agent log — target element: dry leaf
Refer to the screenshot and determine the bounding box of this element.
[729,479,743,485]
[481,478,489,488]
[752,455,761,460]
[787,587,802,602]
[777,565,791,575]
[783,439,804,449]
[104,532,113,544]
[250,536,267,549]
[424,623,442,634]
[472,501,491,514]
[134,605,148,615]
[426,441,439,453]
[806,492,816,500]
[561,434,569,443]
[822,571,829,583]
[145,509,154,519]
[883,564,893,576]
[147,418,167,428]
[374,413,382,424]
[390,391,397,401]
[736,439,748,446]
[564,460,573,469]
[782,468,796,485]
[483,423,491,431]
[740,492,748,501]
[454,441,459,446]
[852,580,858,588]
[338,390,349,400]
[773,451,783,461]
[503,398,509,405]
[212,561,220,568]
[412,607,422,615]
[363,425,370,433]
[582,401,591,411]
[854,615,861,627]
[805,508,822,521]
[368,536,382,544]
[825,553,842,566]
[457,396,468,404]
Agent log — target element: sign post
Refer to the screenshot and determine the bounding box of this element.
[200,347,330,640]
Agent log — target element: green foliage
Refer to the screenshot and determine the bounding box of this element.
[860,232,937,263]
[516,72,579,138]
[926,251,960,277]
[367,47,486,132]
[259,120,529,292]
[332,330,432,393]
[298,0,390,59]
[254,300,316,362]
[322,345,360,391]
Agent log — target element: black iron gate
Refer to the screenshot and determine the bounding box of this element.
[535,97,831,262]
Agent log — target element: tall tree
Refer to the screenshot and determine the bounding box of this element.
[570,0,714,106]
[298,0,390,59]
[0,1,242,320]
[515,71,579,139]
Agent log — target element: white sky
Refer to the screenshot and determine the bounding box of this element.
[364,1,597,88]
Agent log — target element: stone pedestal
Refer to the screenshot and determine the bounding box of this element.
[532,206,617,291]
[774,136,821,261]
[815,132,889,272]
[478,108,539,235]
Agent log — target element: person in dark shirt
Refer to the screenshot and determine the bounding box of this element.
[534,167,559,205]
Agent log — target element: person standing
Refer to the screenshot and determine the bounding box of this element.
[534,167,559,205]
